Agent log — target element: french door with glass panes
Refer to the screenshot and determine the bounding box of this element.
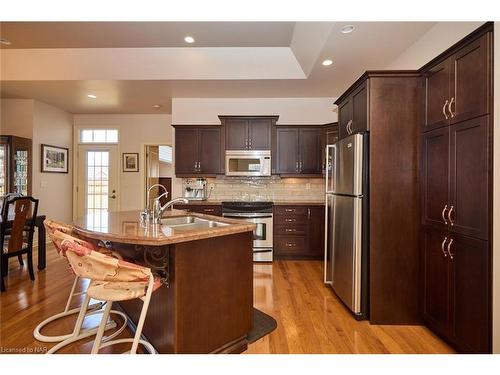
[77,145,119,218]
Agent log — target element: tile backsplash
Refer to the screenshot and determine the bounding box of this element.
[193,176,325,202]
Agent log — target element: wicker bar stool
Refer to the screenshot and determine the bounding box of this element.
[49,230,160,354]
[34,220,127,347]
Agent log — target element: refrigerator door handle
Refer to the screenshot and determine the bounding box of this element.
[325,144,336,194]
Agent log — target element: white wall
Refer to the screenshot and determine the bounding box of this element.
[171,97,337,125]
[0,99,73,224]
[386,22,485,70]
[32,101,73,223]
[73,114,173,212]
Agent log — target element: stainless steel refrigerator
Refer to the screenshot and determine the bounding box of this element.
[324,132,368,319]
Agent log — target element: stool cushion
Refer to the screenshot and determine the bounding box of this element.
[87,277,162,301]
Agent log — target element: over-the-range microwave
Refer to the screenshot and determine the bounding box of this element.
[225,150,271,177]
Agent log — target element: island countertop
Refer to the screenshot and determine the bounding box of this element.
[73,209,256,246]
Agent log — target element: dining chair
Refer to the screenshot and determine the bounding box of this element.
[47,230,161,354]
[0,195,38,292]
[34,220,127,347]
[1,193,26,267]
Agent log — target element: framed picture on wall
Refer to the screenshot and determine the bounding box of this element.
[41,144,69,173]
[122,153,139,172]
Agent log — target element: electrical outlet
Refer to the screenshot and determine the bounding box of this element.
[40,180,48,188]
[305,183,311,190]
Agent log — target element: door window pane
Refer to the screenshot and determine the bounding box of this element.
[86,151,110,217]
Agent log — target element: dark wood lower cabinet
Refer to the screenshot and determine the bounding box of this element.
[274,205,324,260]
[422,226,490,353]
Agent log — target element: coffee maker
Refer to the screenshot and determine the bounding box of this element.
[182,178,211,200]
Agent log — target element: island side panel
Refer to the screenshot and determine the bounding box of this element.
[174,231,253,353]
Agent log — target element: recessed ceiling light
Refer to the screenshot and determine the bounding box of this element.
[184,36,195,44]
[322,59,333,66]
[340,25,355,34]
[152,104,162,109]
[0,38,11,45]
[87,94,97,99]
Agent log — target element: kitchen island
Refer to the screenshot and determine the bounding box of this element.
[73,209,255,354]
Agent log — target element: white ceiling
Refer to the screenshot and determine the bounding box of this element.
[0,21,440,114]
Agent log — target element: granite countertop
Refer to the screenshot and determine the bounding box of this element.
[176,200,324,206]
[73,209,255,246]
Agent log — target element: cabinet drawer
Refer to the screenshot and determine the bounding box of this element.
[173,204,222,216]
[274,206,307,216]
[274,224,307,236]
[275,236,307,254]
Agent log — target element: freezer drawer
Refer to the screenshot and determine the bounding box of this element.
[334,133,364,196]
[331,195,363,314]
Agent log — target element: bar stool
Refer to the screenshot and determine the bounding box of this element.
[34,220,127,347]
[49,230,160,354]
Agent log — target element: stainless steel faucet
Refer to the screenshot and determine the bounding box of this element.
[153,197,189,223]
[141,184,168,222]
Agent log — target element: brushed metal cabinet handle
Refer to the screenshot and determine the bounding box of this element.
[448,97,455,118]
[442,99,449,119]
[448,205,454,226]
[447,238,454,259]
[441,204,448,225]
[295,161,299,172]
[285,209,295,212]
[441,237,448,257]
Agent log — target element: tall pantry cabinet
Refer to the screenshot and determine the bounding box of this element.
[420,23,492,353]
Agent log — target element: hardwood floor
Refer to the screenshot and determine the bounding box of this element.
[0,244,454,354]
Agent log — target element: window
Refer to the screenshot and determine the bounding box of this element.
[158,145,172,163]
[80,129,119,144]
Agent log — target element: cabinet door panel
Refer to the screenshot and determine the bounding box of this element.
[175,128,199,174]
[248,118,272,150]
[307,206,325,259]
[351,83,368,134]
[199,128,222,174]
[451,33,491,124]
[276,128,299,174]
[422,226,450,336]
[450,234,490,353]
[449,117,489,240]
[225,119,248,150]
[338,99,352,140]
[424,59,451,132]
[299,128,322,174]
[421,127,449,229]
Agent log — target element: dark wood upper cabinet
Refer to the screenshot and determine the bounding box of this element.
[220,116,275,151]
[450,33,491,124]
[224,118,248,150]
[422,226,451,337]
[450,234,490,353]
[275,127,299,174]
[299,128,322,174]
[174,126,222,176]
[337,99,351,140]
[421,127,449,230]
[336,82,368,140]
[275,126,323,176]
[351,82,368,134]
[423,59,451,132]
[198,128,223,175]
[422,30,491,132]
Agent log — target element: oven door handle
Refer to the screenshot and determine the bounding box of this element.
[222,213,273,219]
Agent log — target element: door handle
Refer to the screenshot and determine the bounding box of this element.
[441,204,448,225]
[448,97,455,118]
[442,100,449,119]
[447,205,454,226]
[441,237,448,257]
[447,238,454,259]
[346,120,353,135]
[109,194,117,199]
[295,161,299,172]
[198,161,201,172]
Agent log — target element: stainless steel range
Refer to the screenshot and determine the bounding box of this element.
[221,201,273,262]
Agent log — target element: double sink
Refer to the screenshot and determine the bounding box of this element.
[160,216,229,232]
